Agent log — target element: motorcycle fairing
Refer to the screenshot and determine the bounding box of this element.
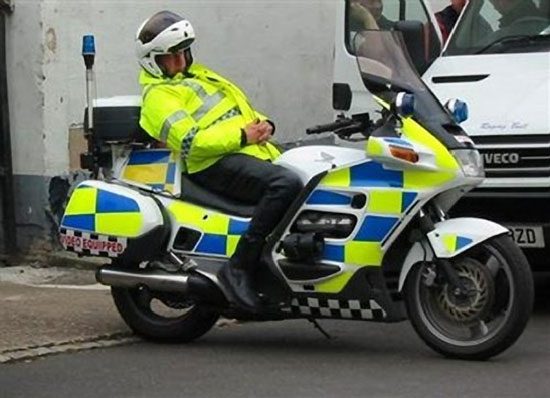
[274,114,464,295]
[397,218,509,291]
[160,197,250,258]
[281,266,408,322]
[59,180,166,259]
[274,145,367,184]
[427,218,509,258]
[286,296,387,321]
[60,180,163,237]
[115,149,181,196]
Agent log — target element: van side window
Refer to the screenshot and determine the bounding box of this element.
[346,0,442,72]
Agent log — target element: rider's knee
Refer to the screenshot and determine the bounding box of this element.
[282,171,303,196]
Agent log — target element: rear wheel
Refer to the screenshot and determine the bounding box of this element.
[405,235,534,360]
[111,264,219,343]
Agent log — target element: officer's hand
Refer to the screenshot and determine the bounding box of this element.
[257,121,273,145]
[245,121,272,145]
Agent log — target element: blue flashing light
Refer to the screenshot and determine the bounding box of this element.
[452,100,469,124]
[395,92,415,117]
[82,35,96,56]
[446,99,469,124]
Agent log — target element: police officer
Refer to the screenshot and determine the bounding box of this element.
[135,11,303,312]
[435,0,466,44]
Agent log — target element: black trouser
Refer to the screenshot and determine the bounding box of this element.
[189,154,303,271]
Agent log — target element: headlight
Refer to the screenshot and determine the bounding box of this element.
[452,149,485,178]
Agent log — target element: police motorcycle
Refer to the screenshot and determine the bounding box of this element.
[59,32,534,360]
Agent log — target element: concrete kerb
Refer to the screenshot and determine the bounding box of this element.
[1,250,108,271]
[44,250,109,271]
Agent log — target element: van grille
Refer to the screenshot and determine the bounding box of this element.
[472,135,550,178]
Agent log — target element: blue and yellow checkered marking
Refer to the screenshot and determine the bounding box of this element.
[96,190,140,213]
[127,150,172,165]
[196,234,228,255]
[457,236,473,250]
[351,162,403,188]
[168,201,250,256]
[324,160,455,190]
[303,98,463,293]
[307,190,352,206]
[355,216,398,241]
[443,234,474,253]
[402,192,417,211]
[323,244,345,262]
[62,214,95,231]
[322,215,397,264]
[228,219,250,235]
[61,185,143,237]
[122,150,177,193]
[365,191,418,214]
[321,161,404,189]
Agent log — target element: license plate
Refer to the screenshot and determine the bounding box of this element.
[506,226,545,248]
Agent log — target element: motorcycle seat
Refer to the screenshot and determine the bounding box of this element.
[180,175,256,218]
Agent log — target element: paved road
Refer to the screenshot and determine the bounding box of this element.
[1,281,549,398]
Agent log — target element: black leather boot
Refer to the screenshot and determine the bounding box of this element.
[219,263,261,311]
[219,234,264,312]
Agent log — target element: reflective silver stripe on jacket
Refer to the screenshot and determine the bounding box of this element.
[160,110,188,142]
[181,80,225,120]
[150,80,236,154]
[142,85,155,100]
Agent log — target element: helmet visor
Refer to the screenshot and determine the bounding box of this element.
[169,38,194,53]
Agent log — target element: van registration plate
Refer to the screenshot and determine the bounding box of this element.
[506,226,545,248]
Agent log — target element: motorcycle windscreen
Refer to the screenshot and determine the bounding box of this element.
[352,30,466,149]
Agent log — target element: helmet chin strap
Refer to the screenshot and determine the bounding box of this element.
[183,48,194,74]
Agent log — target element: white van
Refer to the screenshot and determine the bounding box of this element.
[334,0,550,271]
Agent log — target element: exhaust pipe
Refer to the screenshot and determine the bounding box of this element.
[96,266,225,303]
[96,266,190,293]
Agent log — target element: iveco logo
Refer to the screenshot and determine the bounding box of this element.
[483,153,520,165]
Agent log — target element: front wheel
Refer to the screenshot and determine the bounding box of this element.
[405,235,534,360]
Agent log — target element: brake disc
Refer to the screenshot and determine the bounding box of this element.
[435,258,496,325]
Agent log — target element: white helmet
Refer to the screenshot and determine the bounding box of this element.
[135,11,195,77]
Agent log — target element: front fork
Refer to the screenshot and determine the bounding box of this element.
[418,205,468,296]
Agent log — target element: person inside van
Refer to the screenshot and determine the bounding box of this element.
[435,0,467,43]
[350,0,395,31]
[489,0,543,28]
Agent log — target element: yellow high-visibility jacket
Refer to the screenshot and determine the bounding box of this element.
[139,63,281,173]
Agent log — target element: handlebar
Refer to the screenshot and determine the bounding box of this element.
[306,114,371,140]
[306,118,356,135]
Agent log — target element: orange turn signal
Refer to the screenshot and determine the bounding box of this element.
[389,145,419,163]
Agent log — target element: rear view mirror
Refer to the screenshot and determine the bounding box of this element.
[333,83,352,111]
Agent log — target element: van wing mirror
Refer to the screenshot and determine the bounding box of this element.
[333,83,352,111]
[394,20,427,75]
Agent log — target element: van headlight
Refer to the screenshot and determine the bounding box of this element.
[452,149,485,178]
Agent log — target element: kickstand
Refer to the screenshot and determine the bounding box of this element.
[308,318,331,340]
